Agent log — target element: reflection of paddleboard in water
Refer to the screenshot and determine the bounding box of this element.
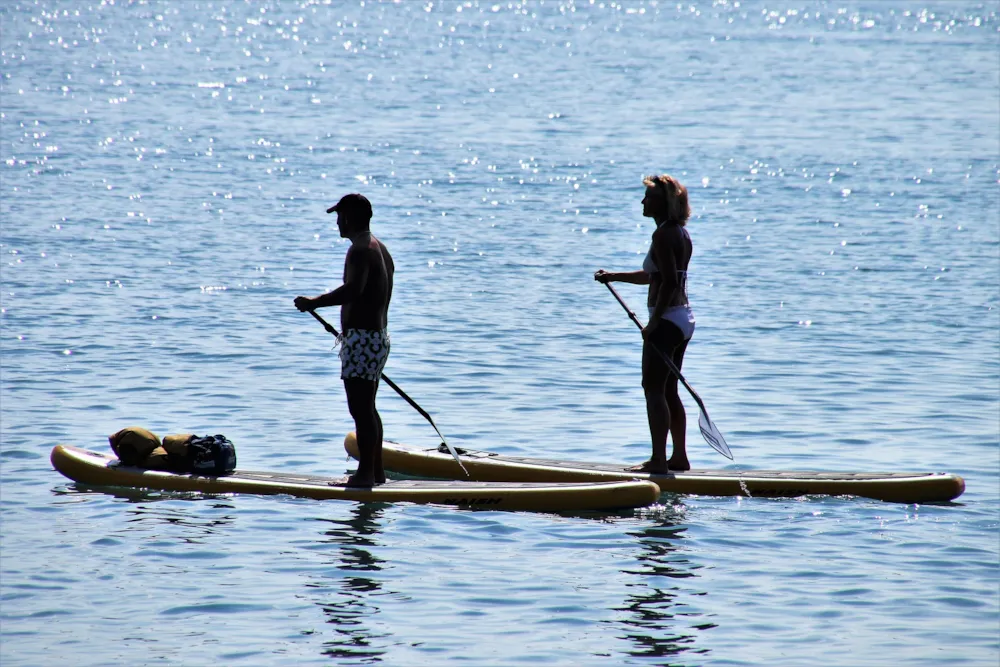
[344,433,966,504]
[50,445,661,512]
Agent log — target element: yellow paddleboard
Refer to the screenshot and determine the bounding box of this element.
[344,434,965,504]
[51,445,661,512]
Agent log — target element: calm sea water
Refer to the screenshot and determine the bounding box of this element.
[2,1,998,665]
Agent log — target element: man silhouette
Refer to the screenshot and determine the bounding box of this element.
[295,194,394,486]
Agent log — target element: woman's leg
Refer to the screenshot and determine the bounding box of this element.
[635,337,671,472]
[665,337,690,471]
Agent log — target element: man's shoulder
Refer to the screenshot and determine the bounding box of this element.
[347,236,384,256]
[373,236,393,260]
[350,237,392,268]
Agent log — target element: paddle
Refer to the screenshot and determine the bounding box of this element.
[601,282,733,460]
[305,309,470,477]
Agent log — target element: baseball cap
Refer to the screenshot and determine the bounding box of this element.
[326,193,372,219]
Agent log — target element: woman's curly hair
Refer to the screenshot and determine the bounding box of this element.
[643,174,690,227]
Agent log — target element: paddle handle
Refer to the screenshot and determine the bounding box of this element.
[308,309,340,337]
[604,281,646,331]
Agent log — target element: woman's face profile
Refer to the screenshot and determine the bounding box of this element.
[642,186,662,219]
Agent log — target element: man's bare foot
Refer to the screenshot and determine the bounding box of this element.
[328,474,383,487]
[345,473,376,487]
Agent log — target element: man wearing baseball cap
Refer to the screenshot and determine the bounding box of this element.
[294,193,394,486]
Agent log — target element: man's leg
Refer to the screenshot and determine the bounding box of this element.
[373,380,384,483]
[344,378,384,485]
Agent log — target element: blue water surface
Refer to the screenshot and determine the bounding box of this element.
[2,1,998,665]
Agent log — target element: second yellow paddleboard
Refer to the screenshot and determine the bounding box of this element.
[344,433,964,503]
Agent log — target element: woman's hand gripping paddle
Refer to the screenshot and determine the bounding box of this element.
[602,282,733,460]
[305,310,470,477]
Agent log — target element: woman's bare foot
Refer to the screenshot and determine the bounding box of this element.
[626,458,690,473]
[665,457,690,472]
[626,459,669,474]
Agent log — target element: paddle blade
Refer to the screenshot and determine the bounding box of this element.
[440,440,470,478]
[698,411,733,460]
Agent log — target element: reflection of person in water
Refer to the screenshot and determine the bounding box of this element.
[314,504,390,660]
[616,513,705,661]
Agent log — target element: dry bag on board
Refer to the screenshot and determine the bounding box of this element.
[108,427,161,466]
[187,435,237,475]
[162,433,196,458]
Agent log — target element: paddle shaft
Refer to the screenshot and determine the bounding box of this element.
[306,310,469,476]
[602,282,711,417]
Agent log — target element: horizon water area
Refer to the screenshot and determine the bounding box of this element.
[1,1,998,665]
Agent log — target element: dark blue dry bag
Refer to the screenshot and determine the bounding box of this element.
[188,435,237,475]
